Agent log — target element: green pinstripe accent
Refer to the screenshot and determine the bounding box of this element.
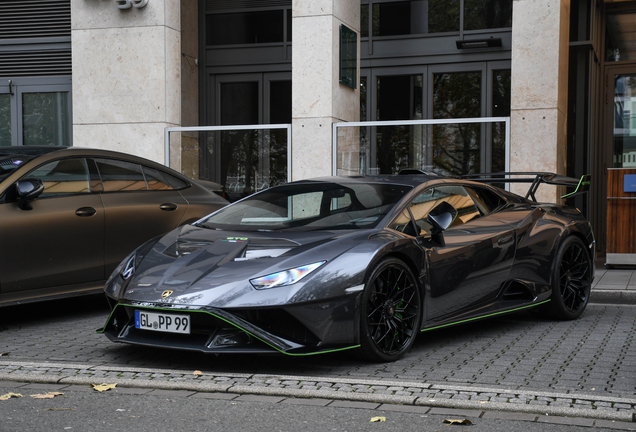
[420,299,551,333]
[97,303,360,356]
[561,175,591,199]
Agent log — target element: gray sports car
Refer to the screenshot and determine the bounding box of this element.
[0,146,228,306]
[100,173,594,362]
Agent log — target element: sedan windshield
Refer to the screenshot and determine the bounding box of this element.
[0,154,36,183]
[197,181,412,231]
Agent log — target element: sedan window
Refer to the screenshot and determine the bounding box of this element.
[27,158,91,196]
[95,158,147,192]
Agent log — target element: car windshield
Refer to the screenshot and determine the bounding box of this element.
[197,181,412,231]
[0,154,38,183]
[0,147,62,184]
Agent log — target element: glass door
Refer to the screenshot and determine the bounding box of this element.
[1,78,72,147]
[203,72,291,201]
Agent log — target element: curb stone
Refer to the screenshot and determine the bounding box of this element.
[1,361,635,425]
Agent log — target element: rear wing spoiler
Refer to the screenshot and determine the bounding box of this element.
[461,172,591,202]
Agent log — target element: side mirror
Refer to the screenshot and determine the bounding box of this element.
[425,201,457,247]
[16,178,44,210]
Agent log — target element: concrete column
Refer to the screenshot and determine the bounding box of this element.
[71,0,181,164]
[510,0,570,202]
[291,0,360,180]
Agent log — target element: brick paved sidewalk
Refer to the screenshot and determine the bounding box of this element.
[591,257,636,304]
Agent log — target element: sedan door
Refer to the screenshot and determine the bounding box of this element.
[406,185,515,322]
[0,157,105,293]
[93,158,188,275]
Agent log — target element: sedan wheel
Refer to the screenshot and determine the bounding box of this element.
[546,236,592,320]
[359,258,421,362]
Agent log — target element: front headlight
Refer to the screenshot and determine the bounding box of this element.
[250,261,326,290]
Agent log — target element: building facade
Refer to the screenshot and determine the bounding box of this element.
[1,0,635,253]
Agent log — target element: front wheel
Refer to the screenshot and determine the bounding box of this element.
[358,258,422,362]
[544,236,592,320]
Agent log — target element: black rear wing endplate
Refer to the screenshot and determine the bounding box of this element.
[462,172,591,202]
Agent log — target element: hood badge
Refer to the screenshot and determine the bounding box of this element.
[161,290,174,299]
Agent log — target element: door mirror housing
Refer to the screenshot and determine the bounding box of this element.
[16,178,44,210]
[425,201,457,246]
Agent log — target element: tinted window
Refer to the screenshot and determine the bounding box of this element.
[95,158,146,192]
[464,0,512,30]
[409,185,480,235]
[27,158,90,196]
[142,166,174,191]
[467,187,504,214]
[206,10,284,45]
[388,208,417,236]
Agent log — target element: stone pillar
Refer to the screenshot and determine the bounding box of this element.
[71,0,181,164]
[510,0,570,202]
[291,0,360,180]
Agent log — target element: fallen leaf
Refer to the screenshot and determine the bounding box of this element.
[443,418,473,425]
[193,370,203,375]
[30,392,64,399]
[91,383,117,392]
[0,392,23,400]
[370,417,386,423]
[0,352,9,357]
[46,408,76,411]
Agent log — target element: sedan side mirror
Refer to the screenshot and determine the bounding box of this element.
[426,201,457,247]
[16,178,44,210]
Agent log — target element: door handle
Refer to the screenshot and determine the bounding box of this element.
[76,207,97,217]
[160,203,178,211]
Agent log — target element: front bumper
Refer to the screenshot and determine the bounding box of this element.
[99,300,359,356]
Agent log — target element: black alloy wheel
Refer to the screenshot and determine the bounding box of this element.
[359,258,421,362]
[546,236,592,320]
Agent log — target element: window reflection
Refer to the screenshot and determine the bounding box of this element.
[492,69,511,173]
[206,10,286,45]
[0,94,9,146]
[361,0,513,37]
[373,74,423,174]
[613,74,636,168]
[22,92,69,146]
[433,72,482,176]
[464,0,512,31]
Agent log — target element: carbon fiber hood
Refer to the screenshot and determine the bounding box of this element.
[119,224,366,307]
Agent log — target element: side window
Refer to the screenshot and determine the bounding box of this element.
[27,158,90,196]
[388,208,417,236]
[467,187,504,214]
[95,159,147,192]
[409,185,481,235]
[142,166,174,191]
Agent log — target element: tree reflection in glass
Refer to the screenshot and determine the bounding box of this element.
[433,72,481,176]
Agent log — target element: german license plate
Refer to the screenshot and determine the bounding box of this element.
[135,310,191,334]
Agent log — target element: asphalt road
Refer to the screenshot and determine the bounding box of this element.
[0,382,613,432]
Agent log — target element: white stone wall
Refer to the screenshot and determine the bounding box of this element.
[291,0,360,181]
[71,0,181,164]
[510,0,570,202]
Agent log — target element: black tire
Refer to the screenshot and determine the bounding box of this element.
[544,236,592,320]
[358,258,422,362]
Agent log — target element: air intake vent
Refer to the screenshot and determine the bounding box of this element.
[0,50,71,78]
[205,0,290,12]
[0,0,71,40]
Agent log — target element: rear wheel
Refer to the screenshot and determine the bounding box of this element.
[358,258,421,362]
[545,236,592,320]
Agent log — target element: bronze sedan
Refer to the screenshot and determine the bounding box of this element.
[0,146,228,306]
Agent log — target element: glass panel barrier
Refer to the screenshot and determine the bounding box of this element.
[334,117,510,178]
[166,125,291,203]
